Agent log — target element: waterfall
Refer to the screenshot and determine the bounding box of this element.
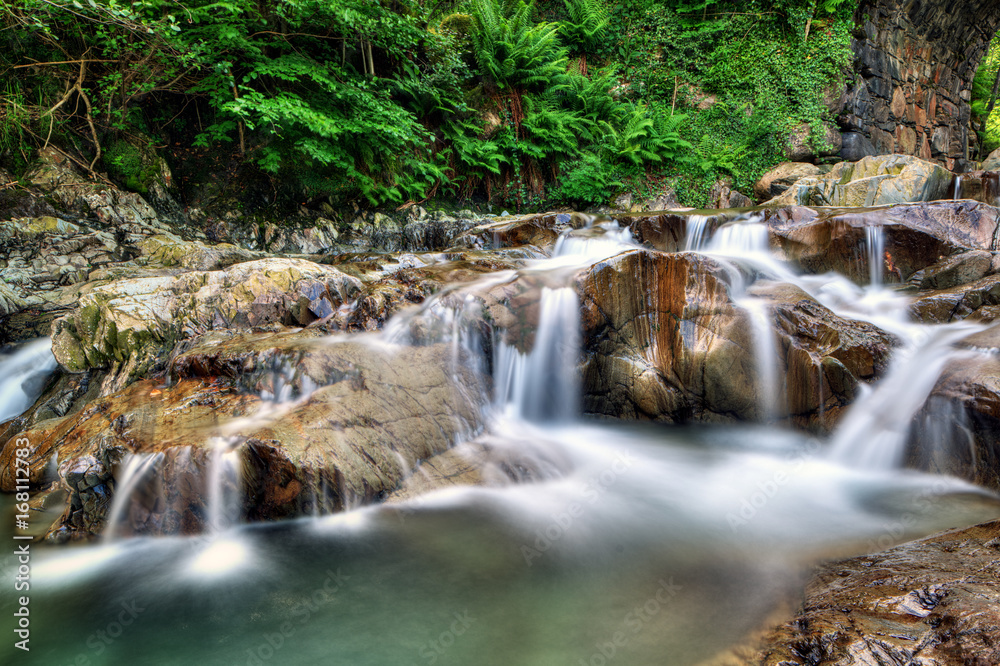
[494,287,581,422]
[737,297,783,421]
[683,215,712,251]
[829,325,982,469]
[0,338,59,422]
[865,226,885,287]
[953,175,962,200]
[206,436,242,533]
[105,453,164,540]
[706,215,770,256]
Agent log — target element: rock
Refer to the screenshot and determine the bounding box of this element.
[577,250,892,426]
[754,163,824,201]
[904,342,1000,490]
[765,155,953,207]
[24,147,165,230]
[625,211,745,252]
[138,233,258,271]
[765,202,1000,284]
[839,131,879,161]
[909,274,1000,323]
[0,332,491,538]
[455,212,590,252]
[785,122,843,162]
[749,281,897,431]
[983,146,1000,171]
[49,258,363,392]
[907,250,993,290]
[751,520,1000,665]
[708,179,753,209]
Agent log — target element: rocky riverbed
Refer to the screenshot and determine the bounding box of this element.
[3,150,1000,663]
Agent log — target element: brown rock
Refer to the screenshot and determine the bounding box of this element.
[754,162,823,201]
[752,520,1000,665]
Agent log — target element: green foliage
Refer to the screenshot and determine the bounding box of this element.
[560,0,608,54]
[972,33,1000,157]
[470,0,567,92]
[559,153,620,206]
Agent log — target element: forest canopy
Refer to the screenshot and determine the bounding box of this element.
[0,0,856,211]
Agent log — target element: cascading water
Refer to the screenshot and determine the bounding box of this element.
[494,287,581,422]
[865,226,885,287]
[953,174,962,200]
[7,213,1000,666]
[683,214,712,251]
[206,436,242,533]
[0,338,59,423]
[829,325,984,469]
[104,453,165,540]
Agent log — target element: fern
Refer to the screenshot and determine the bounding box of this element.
[560,0,608,54]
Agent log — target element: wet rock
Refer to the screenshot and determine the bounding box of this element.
[624,211,743,253]
[909,274,1000,323]
[49,258,363,392]
[0,332,490,538]
[751,520,1000,666]
[754,163,824,201]
[577,251,895,428]
[454,212,590,252]
[385,433,572,504]
[765,155,953,207]
[749,282,897,431]
[765,202,1000,284]
[578,249,761,422]
[906,249,993,290]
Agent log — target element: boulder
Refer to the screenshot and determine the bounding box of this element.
[909,274,1000,323]
[765,155,953,207]
[49,258,363,392]
[765,202,1000,284]
[577,250,893,426]
[749,281,897,432]
[0,332,491,538]
[906,249,993,290]
[982,146,1000,171]
[751,520,1000,665]
[754,162,824,201]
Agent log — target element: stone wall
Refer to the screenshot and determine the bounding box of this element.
[842,0,1000,168]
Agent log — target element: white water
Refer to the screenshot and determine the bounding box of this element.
[104,453,165,540]
[207,437,242,533]
[9,212,1000,666]
[683,214,712,251]
[865,226,885,287]
[0,338,58,422]
[954,175,962,200]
